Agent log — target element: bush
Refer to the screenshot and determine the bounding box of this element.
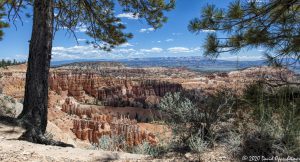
[159,92,200,146]
[132,141,152,155]
[242,82,300,157]
[188,134,208,153]
[159,90,235,150]
[95,135,168,157]
[157,79,299,157]
[131,141,168,157]
[97,135,126,151]
[242,131,274,157]
[226,131,242,157]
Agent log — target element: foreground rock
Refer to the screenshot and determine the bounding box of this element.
[0,123,146,162]
[0,139,146,162]
[0,94,23,117]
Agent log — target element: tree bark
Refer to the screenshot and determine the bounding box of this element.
[18,0,53,143]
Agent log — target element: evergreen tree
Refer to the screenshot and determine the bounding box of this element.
[0,59,4,67]
[1,0,175,146]
[188,0,300,65]
[0,59,20,67]
[6,59,11,65]
[0,4,9,40]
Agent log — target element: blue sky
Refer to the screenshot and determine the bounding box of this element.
[0,0,265,61]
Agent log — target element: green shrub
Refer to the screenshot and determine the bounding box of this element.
[159,92,200,146]
[97,135,126,151]
[243,82,300,157]
[188,134,208,153]
[131,141,168,157]
[226,131,242,157]
[132,141,152,155]
[159,90,235,151]
[95,135,169,157]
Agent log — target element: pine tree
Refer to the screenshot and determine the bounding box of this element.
[0,4,9,40]
[188,0,300,65]
[0,59,4,67]
[6,59,11,66]
[1,0,175,146]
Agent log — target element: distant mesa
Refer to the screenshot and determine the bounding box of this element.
[53,61,125,69]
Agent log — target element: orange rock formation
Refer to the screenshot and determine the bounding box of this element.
[62,97,157,145]
[49,72,182,108]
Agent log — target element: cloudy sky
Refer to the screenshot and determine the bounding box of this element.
[0,0,265,61]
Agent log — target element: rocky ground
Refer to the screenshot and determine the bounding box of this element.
[0,121,234,162]
[0,122,147,162]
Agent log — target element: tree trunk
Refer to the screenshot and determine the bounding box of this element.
[18,0,53,143]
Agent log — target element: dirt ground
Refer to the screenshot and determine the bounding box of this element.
[0,122,147,162]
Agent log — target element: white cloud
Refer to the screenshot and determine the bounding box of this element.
[257,49,265,52]
[76,25,87,32]
[168,47,190,53]
[51,45,202,61]
[139,28,155,33]
[52,45,143,60]
[15,54,28,60]
[165,39,174,42]
[116,48,136,53]
[119,42,133,47]
[117,21,127,25]
[52,45,99,60]
[201,29,216,33]
[77,38,87,42]
[151,40,162,43]
[172,33,182,36]
[61,25,87,32]
[167,47,201,53]
[140,47,163,53]
[116,13,139,20]
[53,53,81,60]
[220,47,231,51]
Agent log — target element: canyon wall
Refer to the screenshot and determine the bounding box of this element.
[49,72,183,108]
